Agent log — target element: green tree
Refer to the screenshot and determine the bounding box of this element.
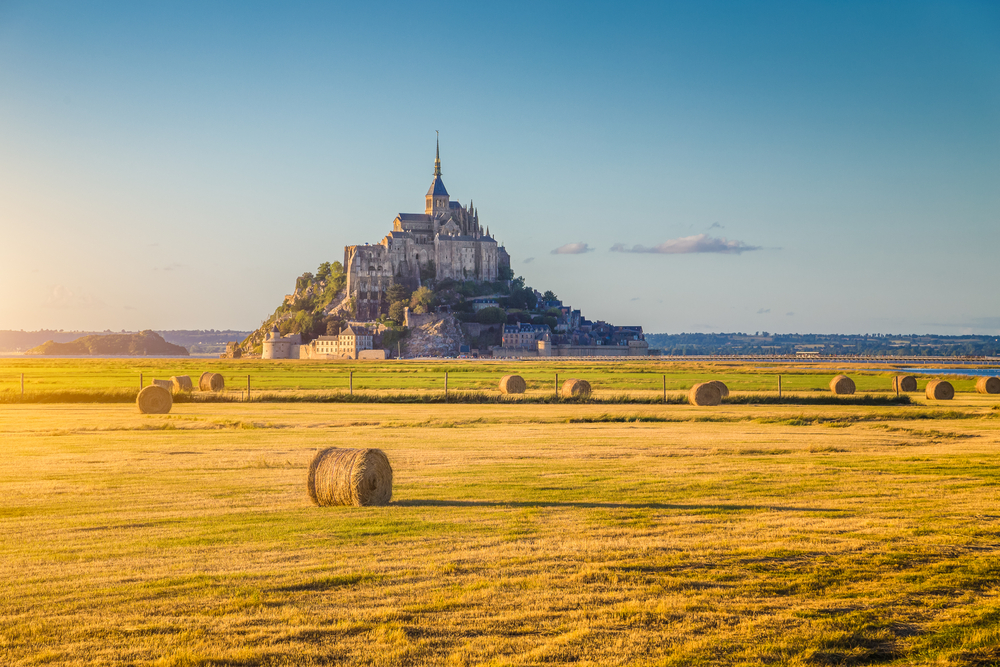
[420,260,436,283]
[410,286,434,314]
[295,272,314,291]
[476,307,507,324]
[324,316,344,336]
[388,300,407,323]
[387,282,411,305]
[542,290,558,302]
[316,262,332,281]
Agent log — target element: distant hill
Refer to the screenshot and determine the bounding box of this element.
[0,330,250,354]
[25,330,189,356]
[645,332,1000,357]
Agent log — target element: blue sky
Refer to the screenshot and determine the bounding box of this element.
[1,1,997,334]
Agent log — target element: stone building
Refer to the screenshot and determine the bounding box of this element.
[261,324,377,360]
[311,326,373,359]
[345,139,511,320]
[261,326,302,359]
[502,323,551,349]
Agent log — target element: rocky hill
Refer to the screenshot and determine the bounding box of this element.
[26,330,189,356]
[239,261,352,355]
[402,313,464,357]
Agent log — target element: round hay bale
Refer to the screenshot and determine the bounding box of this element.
[136,385,172,414]
[151,379,173,390]
[498,374,527,394]
[925,380,954,401]
[199,372,225,392]
[706,380,729,399]
[307,448,393,507]
[892,375,917,392]
[830,375,856,395]
[688,382,722,406]
[560,379,592,399]
[171,376,193,393]
[975,376,1000,394]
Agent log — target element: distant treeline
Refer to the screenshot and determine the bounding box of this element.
[645,332,1000,357]
[0,330,251,353]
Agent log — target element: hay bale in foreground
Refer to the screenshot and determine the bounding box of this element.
[307,448,393,507]
[499,374,527,394]
[688,382,722,406]
[830,375,856,395]
[976,376,1000,394]
[560,379,592,399]
[892,375,917,393]
[706,380,730,398]
[136,385,172,414]
[171,376,194,393]
[151,379,173,390]
[199,372,225,392]
[925,380,954,401]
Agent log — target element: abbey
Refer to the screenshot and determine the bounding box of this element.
[344,140,510,320]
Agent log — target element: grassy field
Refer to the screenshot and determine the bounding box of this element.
[2,387,1000,665]
[0,358,994,401]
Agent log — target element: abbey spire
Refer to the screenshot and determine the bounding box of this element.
[425,131,450,215]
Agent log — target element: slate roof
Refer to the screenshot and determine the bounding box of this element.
[397,213,432,222]
[427,175,449,196]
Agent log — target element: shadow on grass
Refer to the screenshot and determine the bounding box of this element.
[392,499,847,513]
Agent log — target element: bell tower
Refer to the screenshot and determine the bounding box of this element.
[425,132,450,215]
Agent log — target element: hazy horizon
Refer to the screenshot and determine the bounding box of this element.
[2,1,997,335]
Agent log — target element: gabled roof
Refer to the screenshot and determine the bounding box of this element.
[397,213,432,222]
[427,176,449,197]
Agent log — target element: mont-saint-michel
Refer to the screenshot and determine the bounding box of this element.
[245,140,648,360]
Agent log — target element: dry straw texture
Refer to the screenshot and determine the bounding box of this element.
[199,372,225,392]
[688,382,722,406]
[830,375,856,395]
[892,376,917,392]
[706,380,730,398]
[151,379,173,390]
[171,376,194,393]
[307,448,393,507]
[498,374,527,394]
[560,379,592,399]
[136,385,172,414]
[925,380,954,400]
[975,376,1000,394]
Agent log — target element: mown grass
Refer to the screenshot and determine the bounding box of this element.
[1,357,994,397]
[1,400,1000,665]
[0,387,914,406]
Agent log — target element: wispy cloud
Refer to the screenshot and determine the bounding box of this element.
[523,257,535,264]
[43,285,105,310]
[551,242,594,255]
[156,262,184,271]
[708,222,724,231]
[610,234,761,255]
[757,308,770,314]
[786,312,795,316]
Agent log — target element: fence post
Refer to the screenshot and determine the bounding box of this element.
[139,373,143,390]
[555,373,559,398]
[21,373,24,396]
[778,375,782,398]
[662,374,666,403]
[350,370,353,396]
[247,374,250,402]
[445,371,448,399]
